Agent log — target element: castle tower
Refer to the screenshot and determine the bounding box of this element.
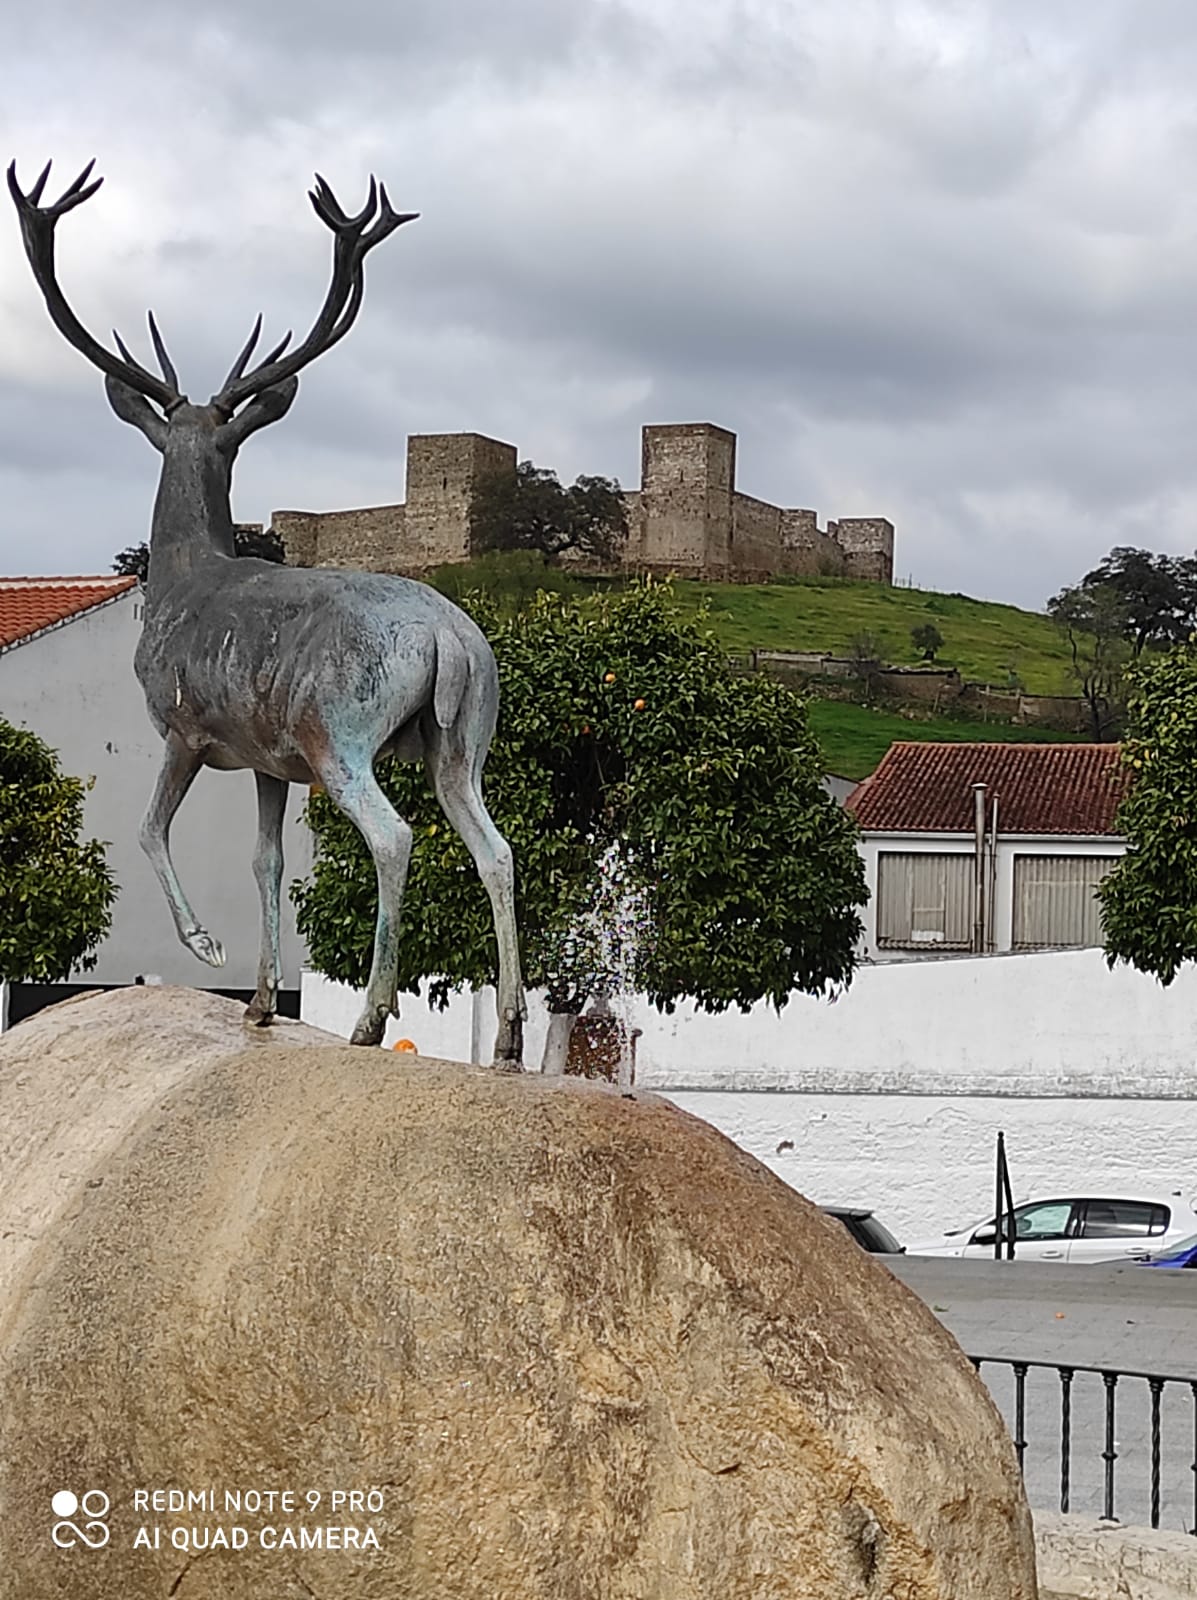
[637,424,736,577]
[404,433,517,568]
[836,517,895,584]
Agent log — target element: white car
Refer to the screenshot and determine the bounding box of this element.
[908,1192,1197,1265]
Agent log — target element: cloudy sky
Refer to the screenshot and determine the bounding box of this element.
[3,0,1197,608]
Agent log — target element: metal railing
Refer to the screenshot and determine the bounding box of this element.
[970,1354,1197,1533]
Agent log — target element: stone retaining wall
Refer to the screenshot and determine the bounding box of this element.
[1035,1512,1197,1599]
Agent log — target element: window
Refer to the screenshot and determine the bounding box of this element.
[876,852,973,949]
[1012,855,1119,949]
[970,1199,1077,1244]
[1012,1200,1075,1240]
[1078,1200,1169,1239]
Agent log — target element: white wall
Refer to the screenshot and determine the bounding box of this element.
[858,831,1124,960]
[302,948,1197,1242]
[664,1091,1196,1246]
[0,593,311,989]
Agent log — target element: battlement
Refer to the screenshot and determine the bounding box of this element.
[271,422,894,585]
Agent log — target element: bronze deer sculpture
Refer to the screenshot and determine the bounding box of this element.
[8,159,527,1063]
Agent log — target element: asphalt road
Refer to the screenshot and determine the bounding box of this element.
[886,1256,1197,1533]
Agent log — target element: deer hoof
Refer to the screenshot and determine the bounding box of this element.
[184,928,226,968]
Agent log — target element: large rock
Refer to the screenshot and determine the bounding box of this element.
[0,987,1037,1598]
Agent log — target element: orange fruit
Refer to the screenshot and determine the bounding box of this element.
[392,1039,418,1054]
[634,699,646,711]
[604,672,616,683]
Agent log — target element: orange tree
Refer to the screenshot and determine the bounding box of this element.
[1100,640,1197,982]
[292,582,866,1025]
[0,719,117,982]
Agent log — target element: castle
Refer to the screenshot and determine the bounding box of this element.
[272,421,895,584]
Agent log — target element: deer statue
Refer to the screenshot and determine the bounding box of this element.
[8,158,527,1064]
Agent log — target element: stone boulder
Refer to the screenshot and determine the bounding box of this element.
[0,987,1037,1598]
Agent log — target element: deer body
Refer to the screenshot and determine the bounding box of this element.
[10,159,526,1061]
[137,560,490,784]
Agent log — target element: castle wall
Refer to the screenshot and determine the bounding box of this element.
[779,509,847,577]
[836,517,895,583]
[271,506,406,572]
[271,510,320,567]
[730,492,783,578]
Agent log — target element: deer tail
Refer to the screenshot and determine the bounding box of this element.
[433,628,470,730]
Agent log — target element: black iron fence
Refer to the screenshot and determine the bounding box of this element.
[971,1354,1197,1533]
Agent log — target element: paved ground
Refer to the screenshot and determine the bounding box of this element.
[886,1256,1197,1533]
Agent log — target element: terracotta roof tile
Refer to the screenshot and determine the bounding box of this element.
[845,742,1127,836]
[0,575,137,652]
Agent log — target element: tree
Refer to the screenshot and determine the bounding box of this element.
[846,631,883,703]
[1099,641,1197,984]
[1046,581,1130,739]
[112,525,285,583]
[911,623,943,663]
[0,720,118,982]
[233,525,287,563]
[113,544,150,580]
[292,583,867,1063]
[1082,546,1197,658]
[472,459,628,565]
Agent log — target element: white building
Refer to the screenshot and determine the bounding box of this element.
[0,576,311,1012]
[846,742,1126,959]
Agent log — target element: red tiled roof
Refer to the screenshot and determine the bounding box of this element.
[0,575,137,651]
[846,742,1128,836]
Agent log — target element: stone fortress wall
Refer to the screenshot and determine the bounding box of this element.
[272,421,894,584]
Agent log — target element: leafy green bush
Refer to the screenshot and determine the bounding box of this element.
[0,720,117,981]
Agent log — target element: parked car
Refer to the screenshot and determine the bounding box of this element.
[1137,1231,1197,1268]
[822,1206,905,1254]
[907,1193,1197,1264]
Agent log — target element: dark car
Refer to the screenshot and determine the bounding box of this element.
[822,1206,905,1254]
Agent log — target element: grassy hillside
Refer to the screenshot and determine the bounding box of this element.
[428,558,1087,779]
[808,701,1081,782]
[671,577,1076,696]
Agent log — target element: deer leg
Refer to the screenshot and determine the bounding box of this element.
[245,772,288,1027]
[139,735,226,969]
[320,764,413,1047]
[427,759,526,1071]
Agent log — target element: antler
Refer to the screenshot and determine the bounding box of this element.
[212,174,416,414]
[7,159,183,411]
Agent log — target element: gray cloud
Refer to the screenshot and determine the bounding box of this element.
[4,0,1197,609]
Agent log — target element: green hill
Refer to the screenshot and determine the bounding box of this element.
[428,559,1086,779]
[806,701,1081,781]
[670,577,1075,695]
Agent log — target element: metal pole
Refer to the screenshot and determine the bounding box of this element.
[1002,1131,1017,1261]
[972,783,987,953]
[988,794,1000,952]
[995,1130,1005,1261]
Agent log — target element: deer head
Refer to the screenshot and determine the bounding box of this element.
[7,159,417,468]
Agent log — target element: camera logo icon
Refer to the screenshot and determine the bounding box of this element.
[51,1489,110,1549]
